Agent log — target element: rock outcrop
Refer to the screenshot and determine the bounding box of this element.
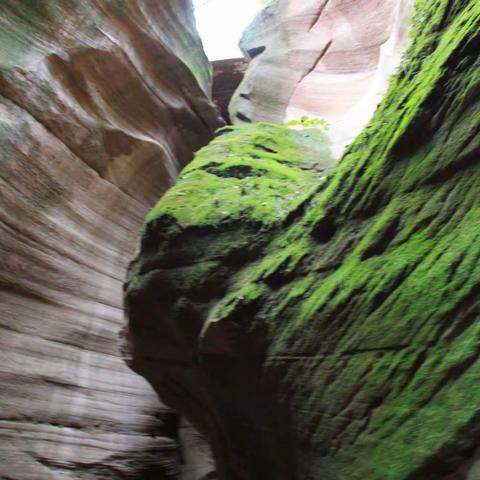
[230,0,414,156]
[124,122,334,479]
[125,1,480,479]
[212,58,248,122]
[0,1,221,478]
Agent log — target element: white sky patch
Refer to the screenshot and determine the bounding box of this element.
[193,0,264,60]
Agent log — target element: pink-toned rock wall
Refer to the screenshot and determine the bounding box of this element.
[0,1,221,478]
[231,0,413,156]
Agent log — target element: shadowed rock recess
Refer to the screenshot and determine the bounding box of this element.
[125,1,480,479]
[0,1,221,479]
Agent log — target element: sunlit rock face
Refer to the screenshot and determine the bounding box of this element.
[0,1,221,478]
[230,0,414,156]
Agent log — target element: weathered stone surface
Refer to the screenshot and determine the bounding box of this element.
[0,1,221,478]
[230,0,414,156]
[212,58,248,122]
[126,1,480,479]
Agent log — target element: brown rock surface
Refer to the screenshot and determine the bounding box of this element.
[212,58,248,122]
[230,0,414,156]
[0,1,221,478]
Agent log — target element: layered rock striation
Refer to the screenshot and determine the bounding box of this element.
[231,0,414,156]
[0,1,221,478]
[126,1,480,479]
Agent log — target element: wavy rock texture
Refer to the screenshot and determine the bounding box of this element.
[0,1,221,479]
[230,0,414,156]
[126,1,480,479]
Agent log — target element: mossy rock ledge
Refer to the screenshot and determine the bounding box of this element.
[124,1,480,479]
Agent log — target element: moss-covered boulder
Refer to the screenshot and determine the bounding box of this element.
[125,123,333,479]
[145,123,333,228]
[125,1,480,479]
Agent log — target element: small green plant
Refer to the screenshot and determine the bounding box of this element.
[287,115,330,131]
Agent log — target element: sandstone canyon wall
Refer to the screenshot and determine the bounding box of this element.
[0,1,221,478]
[230,0,414,156]
[126,1,480,479]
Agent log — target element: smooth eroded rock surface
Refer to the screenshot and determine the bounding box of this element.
[231,0,414,156]
[0,1,221,478]
[126,1,480,478]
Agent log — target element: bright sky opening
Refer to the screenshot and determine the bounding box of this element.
[193,0,265,60]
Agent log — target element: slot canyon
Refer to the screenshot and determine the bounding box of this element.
[1,1,479,480]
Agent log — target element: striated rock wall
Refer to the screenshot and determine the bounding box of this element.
[0,1,221,478]
[125,1,480,479]
[230,0,414,156]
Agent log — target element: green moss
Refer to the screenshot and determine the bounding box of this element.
[145,123,333,228]
[128,1,480,478]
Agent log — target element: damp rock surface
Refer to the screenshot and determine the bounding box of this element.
[125,1,480,479]
[124,123,334,480]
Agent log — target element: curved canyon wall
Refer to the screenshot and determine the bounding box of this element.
[0,1,221,478]
[126,0,480,479]
[231,0,414,156]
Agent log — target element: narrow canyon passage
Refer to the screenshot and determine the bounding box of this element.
[1,1,480,480]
